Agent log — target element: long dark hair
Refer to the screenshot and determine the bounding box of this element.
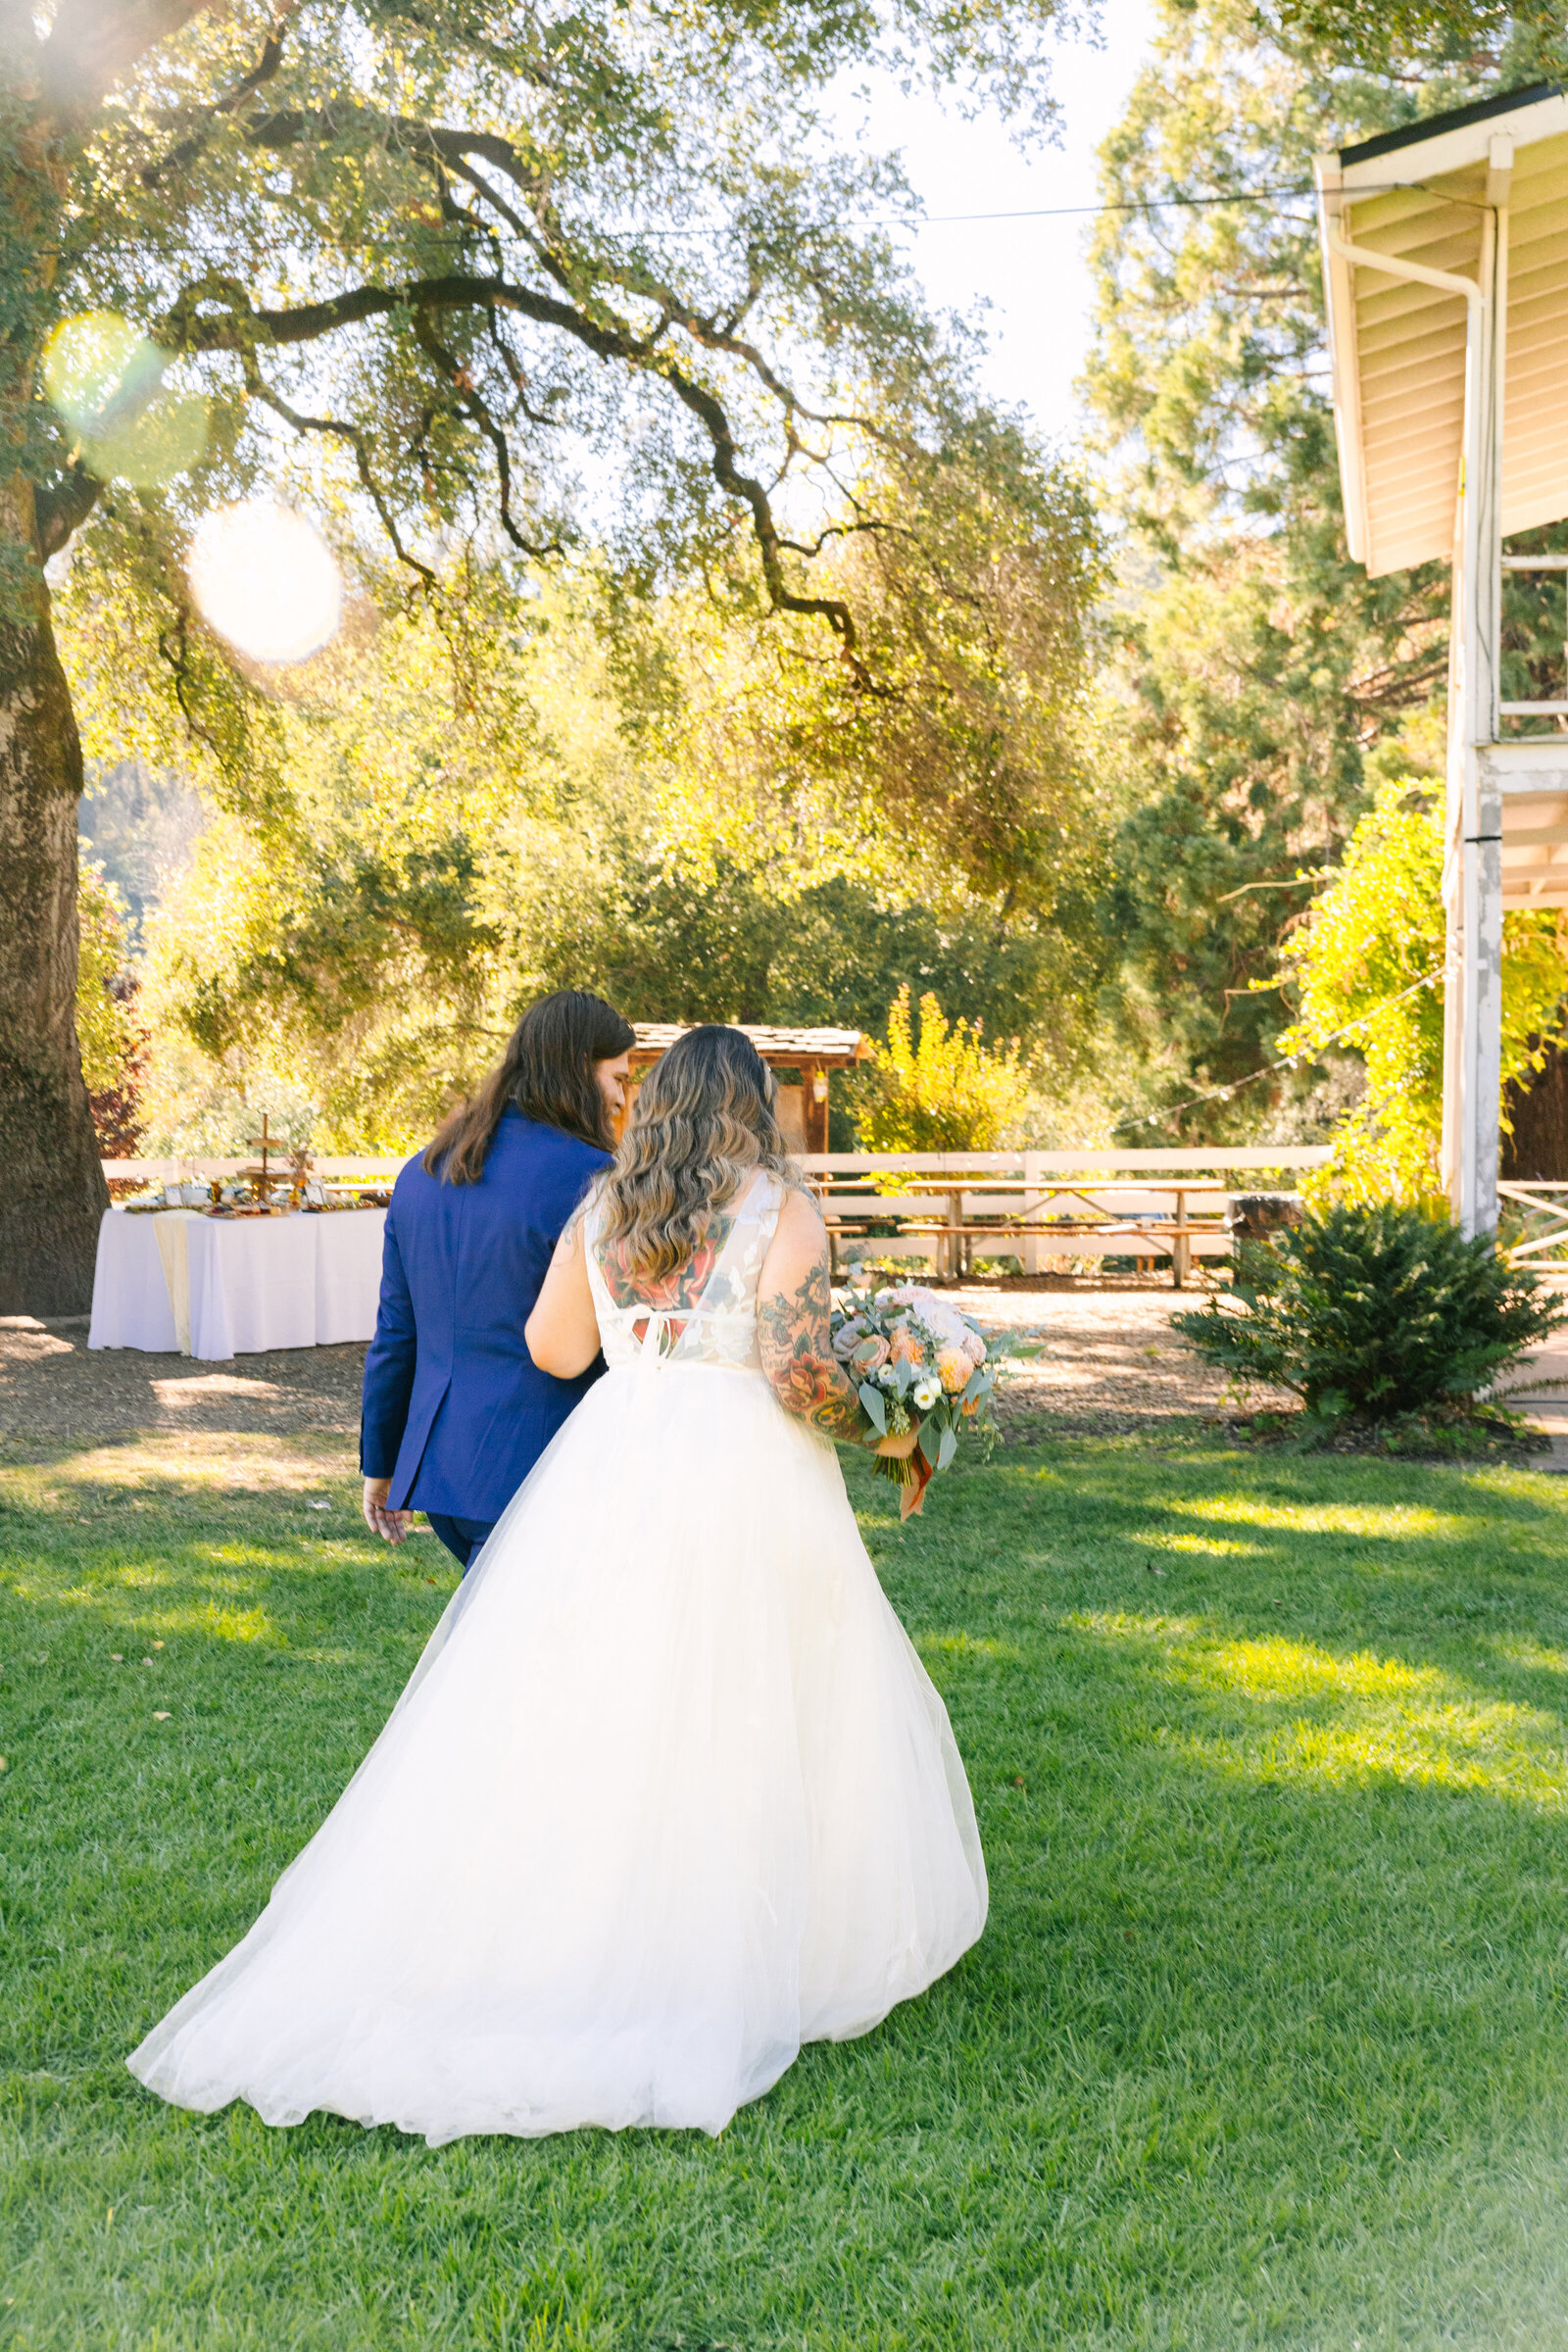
[424,991,635,1183]
[596,1025,790,1279]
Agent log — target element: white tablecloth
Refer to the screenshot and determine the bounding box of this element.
[88,1207,387,1360]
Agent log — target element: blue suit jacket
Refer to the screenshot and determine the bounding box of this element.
[359,1109,610,1519]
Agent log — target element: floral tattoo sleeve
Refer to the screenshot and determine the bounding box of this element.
[759,1253,869,1443]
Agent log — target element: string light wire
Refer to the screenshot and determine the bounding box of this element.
[1111,965,1444,1137]
[608,184,1319,236]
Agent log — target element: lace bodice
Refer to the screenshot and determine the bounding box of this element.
[584,1169,784,1373]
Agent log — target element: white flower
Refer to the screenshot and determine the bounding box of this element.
[912,1376,942,1411]
[876,1365,900,1390]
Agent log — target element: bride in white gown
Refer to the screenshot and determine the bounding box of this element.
[128,1025,988,2142]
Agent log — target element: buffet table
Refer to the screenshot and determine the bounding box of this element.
[88,1206,388,1360]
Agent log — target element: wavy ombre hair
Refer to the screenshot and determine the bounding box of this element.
[597,1025,791,1279]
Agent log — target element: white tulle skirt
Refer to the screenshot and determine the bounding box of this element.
[127,1363,988,2142]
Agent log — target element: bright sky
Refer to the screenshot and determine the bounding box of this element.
[844,0,1158,445]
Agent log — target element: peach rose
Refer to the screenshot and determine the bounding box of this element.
[889,1323,924,1367]
[853,1333,892,1372]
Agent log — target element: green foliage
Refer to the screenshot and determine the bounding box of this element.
[1275,783,1568,1204]
[10,0,1112,1193]
[1270,0,1565,77]
[74,855,139,1100]
[133,572,1108,1152]
[1083,1,1449,1123]
[750,428,1108,912]
[1176,1201,1566,1423]
[858,986,1029,1152]
[77,761,206,947]
[15,0,1098,794]
[1083,1,1568,1132]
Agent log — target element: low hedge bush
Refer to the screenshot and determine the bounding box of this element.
[1174,1201,1564,1429]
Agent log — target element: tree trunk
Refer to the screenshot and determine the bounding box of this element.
[1502,1042,1568,1184]
[0,475,109,1315]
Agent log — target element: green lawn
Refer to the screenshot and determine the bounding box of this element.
[7,1427,1568,2348]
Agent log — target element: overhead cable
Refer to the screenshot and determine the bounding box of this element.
[1111,966,1444,1137]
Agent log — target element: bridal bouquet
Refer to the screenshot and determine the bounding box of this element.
[830,1283,1001,1519]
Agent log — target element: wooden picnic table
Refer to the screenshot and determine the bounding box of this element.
[808,1176,1242,1288]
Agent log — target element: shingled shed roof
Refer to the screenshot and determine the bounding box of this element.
[629,1024,870,1066]
[1316,80,1568,576]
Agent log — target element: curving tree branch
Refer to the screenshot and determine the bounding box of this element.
[139,0,301,186]
[235,348,439,592]
[410,309,564,561]
[163,268,881,681]
[35,461,104,561]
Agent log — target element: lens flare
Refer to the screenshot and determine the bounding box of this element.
[84,396,210,491]
[44,313,142,426]
[187,502,343,664]
[43,312,209,488]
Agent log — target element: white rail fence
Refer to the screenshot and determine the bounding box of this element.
[104,1153,1568,1285]
[1498,1182,1568,1276]
[103,1146,1348,1291]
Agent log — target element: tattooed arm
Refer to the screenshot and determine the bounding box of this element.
[525,1212,601,1378]
[758,1190,905,1448]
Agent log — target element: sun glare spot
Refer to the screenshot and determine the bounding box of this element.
[1167,1495,1465,1541]
[920,1632,1021,1661]
[187,501,343,663]
[43,311,208,487]
[1128,1531,1264,1558]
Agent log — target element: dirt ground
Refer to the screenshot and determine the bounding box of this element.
[0,1318,367,1454]
[0,1287,1247,1457]
[4,1283,1564,1461]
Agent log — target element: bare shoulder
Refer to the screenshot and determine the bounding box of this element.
[759,1182,829,1295]
[774,1182,827,1240]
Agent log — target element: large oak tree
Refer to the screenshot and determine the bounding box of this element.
[0,0,1083,1310]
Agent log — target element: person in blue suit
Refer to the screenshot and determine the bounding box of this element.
[360,990,635,1571]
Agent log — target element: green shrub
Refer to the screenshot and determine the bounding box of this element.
[858,985,1028,1152]
[1174,1202,1565,1426]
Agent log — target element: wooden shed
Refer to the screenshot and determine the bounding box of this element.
[626,1024,871,1153]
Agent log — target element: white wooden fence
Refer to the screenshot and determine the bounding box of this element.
[104,1146,1333,1289]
